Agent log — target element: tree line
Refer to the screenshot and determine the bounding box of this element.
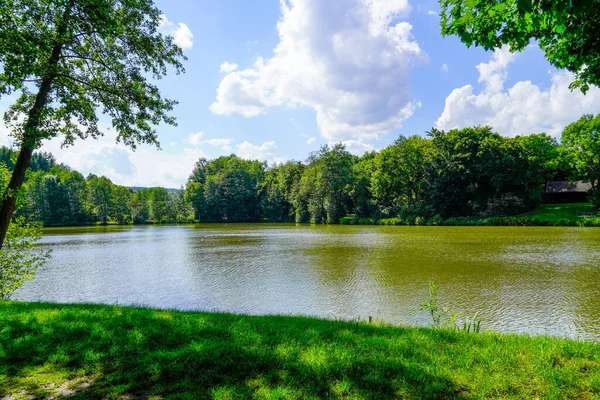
[0,148,193,226]
[1,114,599,226]
[186,115,599,224]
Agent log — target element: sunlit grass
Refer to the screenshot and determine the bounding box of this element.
[521,203,599,222]
[1,301,599,399]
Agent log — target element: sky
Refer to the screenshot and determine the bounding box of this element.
[2,0,600,188]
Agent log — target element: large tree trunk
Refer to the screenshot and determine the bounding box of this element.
[0,67,59,249]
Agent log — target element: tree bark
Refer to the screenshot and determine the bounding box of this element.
[0,76,55,249]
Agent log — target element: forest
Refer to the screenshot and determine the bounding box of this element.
[1,115,599,227]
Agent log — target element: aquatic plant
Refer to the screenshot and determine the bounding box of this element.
[422,282,482,333]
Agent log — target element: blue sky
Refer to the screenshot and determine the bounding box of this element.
[2,0,600,188]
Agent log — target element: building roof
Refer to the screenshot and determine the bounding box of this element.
[546,181,592,193]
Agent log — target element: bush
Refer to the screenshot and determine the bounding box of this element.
[0,218,50,300]
[481,194,526,217]
[339,216,353,225]
[429,214,444,226]
[379,218,402,226]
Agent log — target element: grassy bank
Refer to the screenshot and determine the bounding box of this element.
[1,302,599,399]
[340,203,600,227]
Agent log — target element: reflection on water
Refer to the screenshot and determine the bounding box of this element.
[15,224,600,340]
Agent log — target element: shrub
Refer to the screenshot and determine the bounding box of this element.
[429,214,444,226]
[339,216,353,225]
[481,194,526,217]
[379,218,402,226]
[0,218,50,300]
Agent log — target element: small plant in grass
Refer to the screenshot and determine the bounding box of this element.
[421,282,482,333]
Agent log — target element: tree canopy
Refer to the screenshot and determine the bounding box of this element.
[0,0,186,248]
[439,0,600,92]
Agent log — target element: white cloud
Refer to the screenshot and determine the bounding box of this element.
[0,120,203,188]
[331,139,375,155]
[0,123,11,147]
[187,132,204,146]
[441,63,448,72]
[427,10,438,15]
[307,136,316,144]
[436,46,600,137]
[236,141,285,164]
[8,131,202,188]
[220,62,239,73]
[186,132,233,151]
[210,0,424,141]
[159,15,194,49]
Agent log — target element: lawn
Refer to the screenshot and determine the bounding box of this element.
[520,203,600,223]
[1,302,599,399]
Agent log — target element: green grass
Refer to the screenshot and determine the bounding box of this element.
[1,302,599,399]
[340,203,600,227]
[519,203,600,223]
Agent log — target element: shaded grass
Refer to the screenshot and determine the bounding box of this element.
[1,302,599,399]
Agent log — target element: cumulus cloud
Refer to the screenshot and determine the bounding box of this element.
[236,141,285,164]
[210,0,424,141]
[220,62,239,73]
[159,15,194,49]
[441,63,448,72]
[436,46,600,137]
[187,132,204,146]
[307,136,316,144]
[186,132,233,151]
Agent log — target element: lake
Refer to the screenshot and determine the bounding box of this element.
[15,224,600,341]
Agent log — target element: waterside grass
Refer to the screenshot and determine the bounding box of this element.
[340,203,600,227]
[1,301,599,399]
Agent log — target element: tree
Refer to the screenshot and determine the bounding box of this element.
[111,186,132,225]
[185,158,209,221]
[297,145,355,224]
[0,0,185,248]
[372,136,433,217]
[561,114,600,208]
[130,190,150,224]
[149,187,170,221]
[87,175,113,225]
[439,0,600,92]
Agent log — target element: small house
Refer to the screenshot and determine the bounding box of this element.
[545,181,592,203]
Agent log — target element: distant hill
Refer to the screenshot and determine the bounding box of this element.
[129,186,183,193]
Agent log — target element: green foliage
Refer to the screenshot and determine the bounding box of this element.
[0,0,185,148]
[1,302,599,399]
[561,114,600,208]
[87,175,114,225]
[439,0,600,93]
[186,155,266,222]
[0,147,56,172]
[422,282,482,333]
[0,218,50,300]
[9,114,600,227]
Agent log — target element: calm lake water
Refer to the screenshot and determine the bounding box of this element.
[15,224,600,341]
